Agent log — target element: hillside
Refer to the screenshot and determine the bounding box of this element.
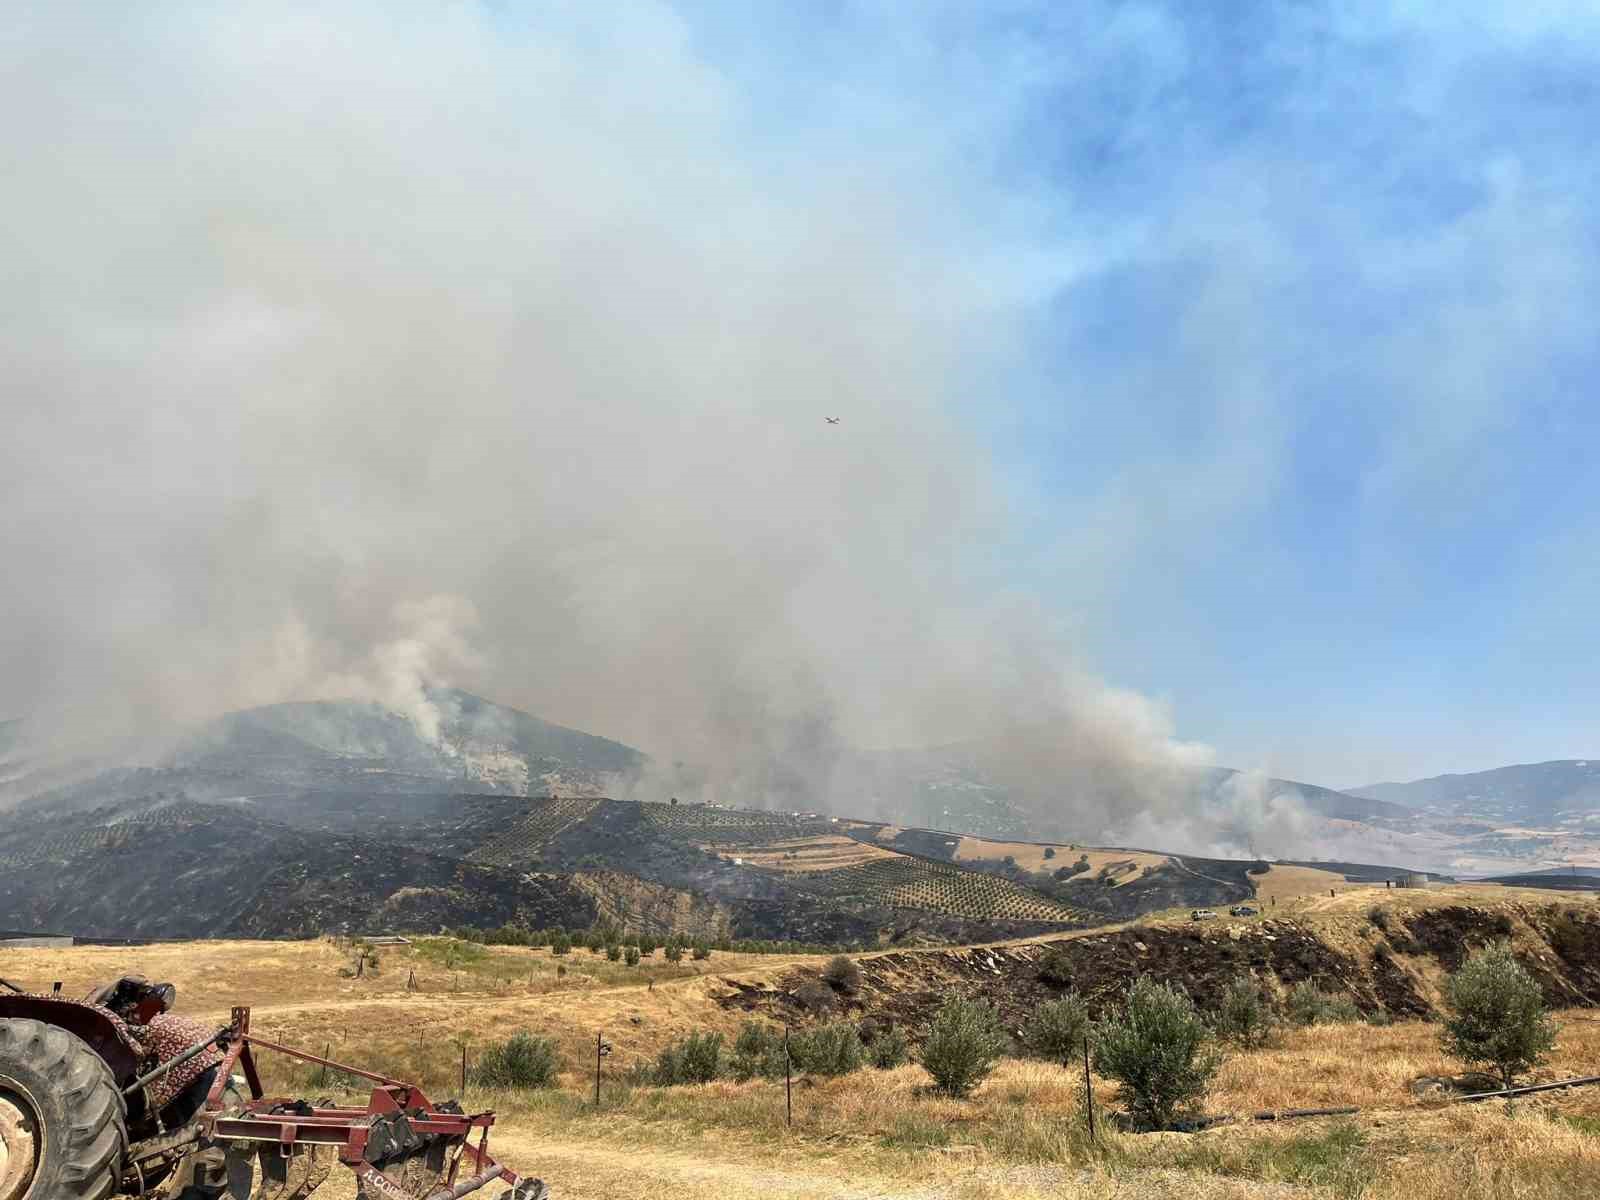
[1353,760,1600,826]
[6,688,647,813]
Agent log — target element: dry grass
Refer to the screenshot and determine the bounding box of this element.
[11,905,1600,1199]
[705,835,903,871]
[952,840,1168,882]
[1250,865,1384,906]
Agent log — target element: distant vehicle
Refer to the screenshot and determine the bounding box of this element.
[1229,904,1259,917]
[1190,908,1218,921]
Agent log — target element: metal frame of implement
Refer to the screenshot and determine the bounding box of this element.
[197,1007,526,1199]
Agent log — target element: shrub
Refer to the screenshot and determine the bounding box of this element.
[1286,981,1360,1027]
[731,1022,783,1078]
[691,941,712,961]
[605,943,622,962]
[1043,847,1056,860]
[550,933,571,956]
[1440,943,1557,1089]
[624,945,641,966]
[472,1033,560,1089]
[866,1026,909,1069]
[1367,906,1391,933]
[822,955,862,995]
[652,1031,723,1085]
[789,1021,864,1076]
[1037,945,1075,987]
[1214,974,1276,1049]
[730,1021,787,1080]
[664,940,685,964]
[1022,994,1090,1062]
[1092,976,1221,1130]
[920,997,1008,1098]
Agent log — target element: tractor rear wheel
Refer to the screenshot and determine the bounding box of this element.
[0,1019,126,1200]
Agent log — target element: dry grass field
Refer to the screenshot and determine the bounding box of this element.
[952,841,1169,883]
[5,890,1597,1199]
[705,834,904,871]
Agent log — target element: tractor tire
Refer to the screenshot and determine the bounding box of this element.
[0,1018,127,1200]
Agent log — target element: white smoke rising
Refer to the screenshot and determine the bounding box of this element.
[0,3,1248,840]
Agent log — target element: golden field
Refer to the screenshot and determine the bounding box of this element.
[3,890,1598,1198]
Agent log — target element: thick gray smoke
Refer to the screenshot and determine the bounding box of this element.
[0,5,1248,843]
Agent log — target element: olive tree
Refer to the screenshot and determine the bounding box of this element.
[1092,976,1222,1130]
[1440,944,1556,1090]
[920,997,1009,1097]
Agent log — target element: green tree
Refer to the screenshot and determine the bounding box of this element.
[1440,944,1557,1090]
[472,1033,560,1089]
[664,939,685,964]
[1021,994,1089,1062]
[1214,974,1277,1049]
[920,997,1009,1098]
[624,945,641,966]
[1092,976,1222,1130]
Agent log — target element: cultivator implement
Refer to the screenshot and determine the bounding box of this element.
[148,1008,545,1200]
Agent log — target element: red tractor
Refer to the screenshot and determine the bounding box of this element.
[0,975,544,1200]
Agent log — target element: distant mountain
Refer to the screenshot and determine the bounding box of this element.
[1351,760,1600,825]
[1195,767,1413,823]
[843,745,1408,844]
[7,689,647,813]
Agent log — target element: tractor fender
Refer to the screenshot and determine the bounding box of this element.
[0,993,145,1083]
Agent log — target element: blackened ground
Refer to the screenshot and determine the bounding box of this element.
[716,905,1600,1035]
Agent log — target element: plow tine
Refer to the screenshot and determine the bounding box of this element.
[223,1145,332,1200]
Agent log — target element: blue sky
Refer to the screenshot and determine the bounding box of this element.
[656,2,1600,786]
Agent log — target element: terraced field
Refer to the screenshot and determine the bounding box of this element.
[465,797,603,865]
[0,802,222,869]
[784,856,1090,924]
[704,835,902,871]
[639,803,833,843]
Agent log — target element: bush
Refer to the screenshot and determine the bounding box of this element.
[550,933,571,956]
[789,1021,864,1076]
[1092,976,1221,1130]
[1043,847,1055,860]
[624,945,641,966]
[1285,981,1360,1027]
[664,940,685,964]
[1440,943,1557,1089]
[1037,945,1075,987]
[652,1031,724,1085]
[1367,906,1391,933]
[866,1026,909,1069]
[691,941,712,961]
[472,1033,560,1090]
[822,955,862,995]
[605,943,622,962]
[1022,994,1090,1062]
[1214,974,1276,1049]
[730,1021,787,1080]
[920,997,1009,1098]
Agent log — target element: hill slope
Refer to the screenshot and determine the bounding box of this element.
[1353,760,1600,825]
[8,688,647,813]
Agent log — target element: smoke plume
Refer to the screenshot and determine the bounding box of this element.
[1,4,1238,841]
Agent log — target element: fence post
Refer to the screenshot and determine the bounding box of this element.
[1082,1038,1096,1143]
[595,1031,602,1107]
[319,1044,331,1089]
[785,1024,792,1128]
[460,1044,468,1095]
